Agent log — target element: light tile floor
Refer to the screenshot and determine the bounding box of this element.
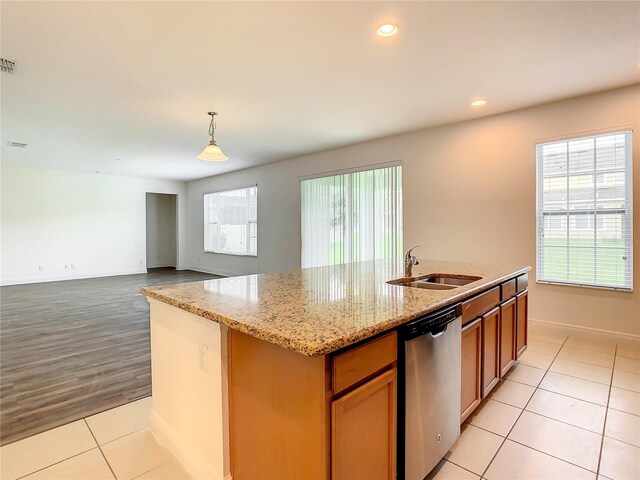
[0,397,189,480]
[2,324,639,480]
[430,324,640,480]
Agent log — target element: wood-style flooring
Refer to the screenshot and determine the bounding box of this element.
[0,268,218,445]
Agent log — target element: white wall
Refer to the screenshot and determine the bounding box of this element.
[146,193,177,268]
[186,85,640,336]
[1,166,187,285]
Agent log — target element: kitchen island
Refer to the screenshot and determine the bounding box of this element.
[142,259,531,480]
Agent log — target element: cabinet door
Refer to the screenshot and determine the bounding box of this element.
[481,307,500,398]
[461,318,482,423]
[516,290,529,359]
[331,369,396,480]
[499,298,517,377]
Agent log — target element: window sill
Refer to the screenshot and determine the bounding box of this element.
[204,250,257,258]
[536,279,633,293]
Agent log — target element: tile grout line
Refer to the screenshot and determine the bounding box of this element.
[534,367,611,387]
[84,418,118,480]
[13,447,97,480]
[501,436,599,475]
[535,385,608,408]
[129,458,175,480]
[595,344,617,477]
[479,334,569,479]
[98,425,151,448]
[438,459,483,479]
[492,399,606,436]
[495,368,615,410]
[462,422,600,476]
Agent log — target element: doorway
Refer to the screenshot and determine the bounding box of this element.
[145,193,177,269]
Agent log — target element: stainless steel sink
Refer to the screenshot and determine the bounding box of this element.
[388,274,482,290]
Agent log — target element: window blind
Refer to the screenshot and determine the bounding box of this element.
[536,131,633,290]
[204,186,257,256]
[301,165,403,268]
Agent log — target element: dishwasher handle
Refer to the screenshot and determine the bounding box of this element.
[429,324,448,338]
[402,305,460,341]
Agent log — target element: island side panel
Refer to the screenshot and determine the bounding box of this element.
[229,329,331,480]
[148,298,229,480]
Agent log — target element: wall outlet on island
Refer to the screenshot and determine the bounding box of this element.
[38,265,44,271]
[198,343,208,371]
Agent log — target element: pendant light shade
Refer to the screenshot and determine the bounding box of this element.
[197,140,229,161]
[197,112,229,161]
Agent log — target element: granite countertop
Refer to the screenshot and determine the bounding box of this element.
[141,259,531,357]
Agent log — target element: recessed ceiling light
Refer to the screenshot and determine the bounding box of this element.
[376,24,398,37]
[470,99,487,107]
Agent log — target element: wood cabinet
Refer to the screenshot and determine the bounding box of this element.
[230,329,398,480]
[499,297,517,377]
[460,274,529,422]
[461,318,482,422]
[516,290,529,359]
[331,369,396,480]
[229,330,331,480]
[481,307,500,397]
[331,333,397,480]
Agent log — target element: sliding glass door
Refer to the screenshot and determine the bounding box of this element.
[301,164,403,268]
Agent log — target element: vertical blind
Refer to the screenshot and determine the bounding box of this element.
[204,186,257,256]
[536,131,633,290]
[301,164,403,268]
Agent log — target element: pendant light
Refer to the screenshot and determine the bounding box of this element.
[197,112,229,161]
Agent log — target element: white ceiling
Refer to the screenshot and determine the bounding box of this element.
[2,1,639,181]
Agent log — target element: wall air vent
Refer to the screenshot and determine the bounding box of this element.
[1,58,17,74]
[7,141,28,148]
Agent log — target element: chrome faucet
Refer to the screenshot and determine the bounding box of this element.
[404,246,420,277]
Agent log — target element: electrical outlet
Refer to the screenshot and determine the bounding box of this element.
[65,264,69,269]
[71,264,76,269]
[198,343,208,371]
[38,265,44,271]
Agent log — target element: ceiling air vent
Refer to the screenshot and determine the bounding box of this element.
[7,141,28,148]
[1,58,17,74]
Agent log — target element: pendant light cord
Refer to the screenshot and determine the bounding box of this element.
[208,113,217,142]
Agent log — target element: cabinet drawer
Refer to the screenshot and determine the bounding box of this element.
[501,279,516,301]
[332,331,397,396]
[461,287,500,325]
[516,273,529,293]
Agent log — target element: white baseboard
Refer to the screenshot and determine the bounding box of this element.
[182,265,240,277]
[0,268,148,286]
[530,318,640,340]
[150,409,225,480]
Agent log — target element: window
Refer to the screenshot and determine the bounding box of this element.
[301,164,403,268]
[536,131,633,290]
[204,186,257,256]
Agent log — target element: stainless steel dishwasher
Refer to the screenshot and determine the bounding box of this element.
[398,304,462,480]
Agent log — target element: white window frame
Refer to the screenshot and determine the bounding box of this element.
[204,185,257,257]
[536,130,633,291]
